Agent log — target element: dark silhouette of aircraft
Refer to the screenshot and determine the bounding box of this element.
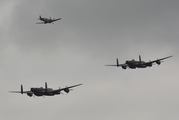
[105,55,172,69]
[36,15,61,24]
[10,82,82,97]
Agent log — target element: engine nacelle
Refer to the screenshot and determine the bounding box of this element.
[34,93,43,96]
[156,60,161,65]
[64,88,70,93]
[27,93,33,97]
[122,66,127,69]
[129,66,136,69]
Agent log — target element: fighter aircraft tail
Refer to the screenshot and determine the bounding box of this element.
[21,85,23,94]
[38,15,42,20]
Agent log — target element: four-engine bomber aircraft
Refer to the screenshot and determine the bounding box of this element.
[10,82,82,97]
[105,55,172,69]
[36,15,61,24]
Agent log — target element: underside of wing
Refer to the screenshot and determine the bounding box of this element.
[9,91,33,94]
[157,56,173,61]
[145,56,173,64]
[36,22,45,24]
[105,65,119,66]
[50,84,82,94]
[142,56,173,67]
[9,91,22,93]
[66,84,82,89]
[53,18,61,22]
[105,64,127,66]
[60,84,83,90]
[106,64,126,66]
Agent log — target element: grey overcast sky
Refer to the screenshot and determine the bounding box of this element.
[1,0,179,120]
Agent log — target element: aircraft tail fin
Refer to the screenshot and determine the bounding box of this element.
[105,58,120,67]
[38,15,42,20]
[116,58,119,67]
[45,82,47,91]
[139,55,141,62]
[21,85,23,94]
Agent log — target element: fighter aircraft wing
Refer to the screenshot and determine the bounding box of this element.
[52,18,61,22]
[144,56,173,65]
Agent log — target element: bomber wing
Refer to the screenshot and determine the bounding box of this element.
[144,55,173,65]
[9,85,33,95]
[50,83,82,93]
[105,64,126,67]
[9,90,34,97]
[9,91,33,94]
[60,83,82,90]
[105,64,128,69]
[105,58,128,68]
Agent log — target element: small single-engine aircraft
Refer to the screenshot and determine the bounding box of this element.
[9,82,82,97]
[36,15,61,24]
[105,55,172,69]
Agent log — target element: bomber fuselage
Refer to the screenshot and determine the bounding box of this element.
[30,87,59,96]
[125,60,147,69]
